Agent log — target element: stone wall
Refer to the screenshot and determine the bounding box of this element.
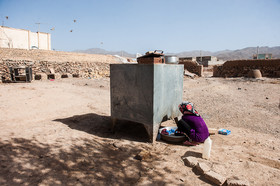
[213,59,280,77]
[179,60,203,76]
[0,59,112,82]
[0,48,122,82]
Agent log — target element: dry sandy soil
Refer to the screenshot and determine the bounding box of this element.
[0,76,279,185]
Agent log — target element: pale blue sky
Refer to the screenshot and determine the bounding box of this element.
[0,0,279,53]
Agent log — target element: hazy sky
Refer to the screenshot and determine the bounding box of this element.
[0,0,279,54]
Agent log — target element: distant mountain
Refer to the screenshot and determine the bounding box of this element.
[73,46,280,60]
[171,50,213,57]
[174,46,280,60]
[73,48,135,58]
[214,46,280,60]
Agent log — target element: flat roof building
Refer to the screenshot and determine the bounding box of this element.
[180,56,224,67]
[253,53,272,60]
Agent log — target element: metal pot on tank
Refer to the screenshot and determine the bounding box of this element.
[164,56,179,64]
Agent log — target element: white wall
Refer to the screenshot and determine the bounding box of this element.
[38,32,49,50]
[30,31,38,48]
[0,26,51,50]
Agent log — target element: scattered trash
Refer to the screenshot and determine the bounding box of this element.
[184,70,198,78]
[208,128,217,135]
[50,79,54,81]
[218,129,231,135]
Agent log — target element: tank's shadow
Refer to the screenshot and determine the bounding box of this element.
[53,113,150,143]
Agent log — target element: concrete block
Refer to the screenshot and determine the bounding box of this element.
[182,157,198,167]
[61,74,68,78]
[203,171,226,185]
[47,73,55,79]
[195,162,211,174]
[225,178,250,186]
[35,73,47,80]
[72,74,80,78]
[110,64,183,142]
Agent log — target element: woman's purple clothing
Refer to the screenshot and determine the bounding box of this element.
[182,114,209,143]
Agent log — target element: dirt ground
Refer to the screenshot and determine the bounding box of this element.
[0,76,279,185]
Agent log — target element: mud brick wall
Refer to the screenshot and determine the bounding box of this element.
[179,60,203,76]
[0,59,111,82]
[213,59,280,77]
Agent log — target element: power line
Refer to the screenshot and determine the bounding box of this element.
[35,23,41,32]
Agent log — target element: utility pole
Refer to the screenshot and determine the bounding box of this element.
[256,46,259,59]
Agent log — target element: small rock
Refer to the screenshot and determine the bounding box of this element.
[238,88,241,90]
[203,171,226,185]
[266,97,269,99]
[134,150,151,161]
[225,178,250,186]
[113,142,122,148]
[179,178,184,182]
[182,156,198,167]
[195,162,211,174]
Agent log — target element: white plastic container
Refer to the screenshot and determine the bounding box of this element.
[202,137,212,160]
